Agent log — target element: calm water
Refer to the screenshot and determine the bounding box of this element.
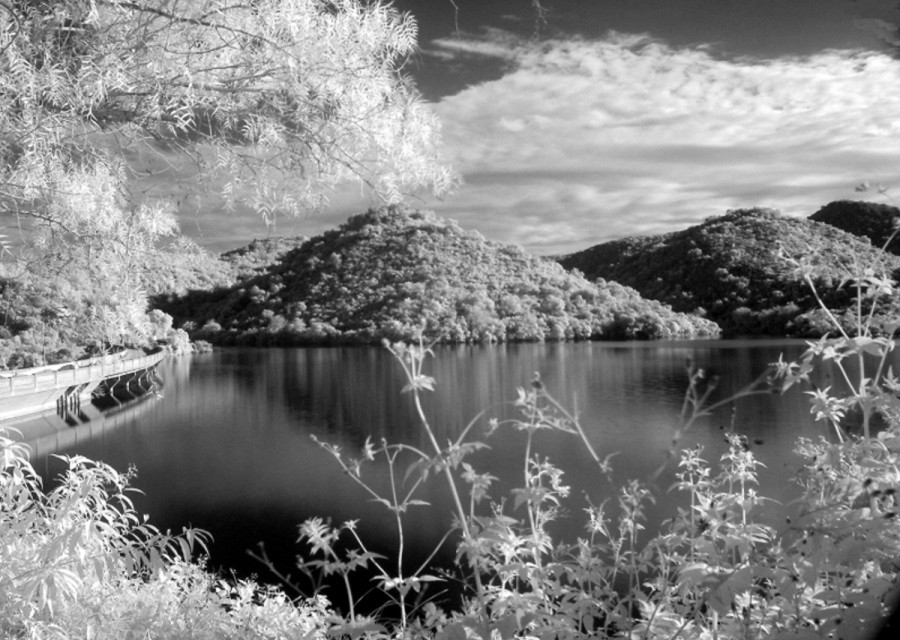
[9,340,850,603]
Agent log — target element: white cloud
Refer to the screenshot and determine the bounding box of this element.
[423,32,900,255]
[428,28,523,60]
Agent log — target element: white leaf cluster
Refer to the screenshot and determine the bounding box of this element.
[1,0,454,219]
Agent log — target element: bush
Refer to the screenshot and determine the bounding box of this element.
[147,309,174,340]
[0,431,331,639]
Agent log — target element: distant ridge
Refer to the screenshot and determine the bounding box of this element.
[809,200,900,255]
[159,206,719,344]
[558,207,900,337]
[220,236,309,282]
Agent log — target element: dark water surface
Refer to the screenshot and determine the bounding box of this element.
[10,340,847,601]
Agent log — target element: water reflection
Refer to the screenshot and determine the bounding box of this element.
[11,340,837,591]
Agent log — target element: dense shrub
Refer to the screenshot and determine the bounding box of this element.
[0,431,331,639]
[0,251,220,368]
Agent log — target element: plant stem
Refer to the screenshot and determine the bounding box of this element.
[386,449,408,627]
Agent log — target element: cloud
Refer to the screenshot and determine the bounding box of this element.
[854,18,900,47]
[422,32,900,255]
[427,28,523,60]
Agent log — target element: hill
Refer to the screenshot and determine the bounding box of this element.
[809,200,900,255]
[159,206,719,345]
[151,236,309,297]
[220,236,309,283]
[557,208,900,337]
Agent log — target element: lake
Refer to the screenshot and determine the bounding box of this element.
[8,339,846,608]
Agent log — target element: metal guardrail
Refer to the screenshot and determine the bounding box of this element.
[0,352,166,400]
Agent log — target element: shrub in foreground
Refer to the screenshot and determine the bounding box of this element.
[281,236,900,639]
[0,433,330,639]
[282,339,900,639]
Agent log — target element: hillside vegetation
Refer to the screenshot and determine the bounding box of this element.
[160,206,718,344]
[809,200,900,255]
[149,236,310,299]
[219,236,310,283]
[558,207,900,337]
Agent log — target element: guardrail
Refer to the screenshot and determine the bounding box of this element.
[0,352,164,398]
[0,352,166,421]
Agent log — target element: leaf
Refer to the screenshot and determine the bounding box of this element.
[327,619,386,639]
[401,374,435,393]
[415,574,443,583]
[494,614,518,640]
[835,537,869,565]
[769,631,821,640]
[677,562,713,588]
[403,457,430,482]
[437,622,468,640]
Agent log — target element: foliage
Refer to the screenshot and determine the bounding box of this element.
[0,430,332,639]
[0,0,452,363]
[0,269,194,368]
[160,206,720,345]
[272,221,900,638]
[558,207,900,338]
[140,237,235,298]
[221,236,311,284]
[810,200,900,255]
[0,0,452,217]
[0,161,188,359]
[272,341,900,639]
[153,236,312,302]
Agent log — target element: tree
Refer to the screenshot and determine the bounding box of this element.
[1,0,452,216]
[0,0,453,359]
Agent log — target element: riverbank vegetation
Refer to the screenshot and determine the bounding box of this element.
[158,206,719,345]
[0,431,333,638]
[0,233,307,368]
[559,206,900,337]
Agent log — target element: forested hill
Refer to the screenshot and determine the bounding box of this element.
[220,236,309,282]
[558,208,900,337]
[809,200,900,255]
[160,206,719,345]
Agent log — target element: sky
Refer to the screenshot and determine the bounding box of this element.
[191,0,900,256]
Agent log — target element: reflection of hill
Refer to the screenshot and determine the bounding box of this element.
[559,208,900,337]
